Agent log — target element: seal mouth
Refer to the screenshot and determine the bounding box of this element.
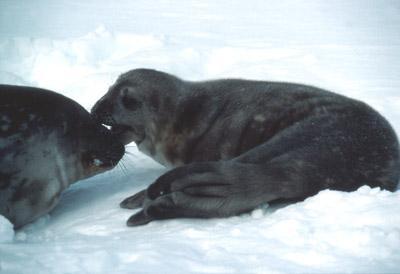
[110,124,144,145]
[111,125,131,136]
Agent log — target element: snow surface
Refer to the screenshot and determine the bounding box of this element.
[1,0,400,273]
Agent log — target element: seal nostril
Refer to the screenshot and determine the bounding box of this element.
[91,100,116,124]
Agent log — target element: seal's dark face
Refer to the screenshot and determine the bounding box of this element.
[0,85,125,179]
[91,69,169,146]
[91,85,146,145]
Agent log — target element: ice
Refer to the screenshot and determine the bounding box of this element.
[1,0,400,273]
[0,216,13,244]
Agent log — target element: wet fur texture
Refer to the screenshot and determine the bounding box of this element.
[0,85,124,229]
[91,69,400,226]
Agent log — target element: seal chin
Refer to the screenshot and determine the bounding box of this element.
[111,124,145,145]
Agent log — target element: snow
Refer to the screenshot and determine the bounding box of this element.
[1,0,400,272]
[0,216,13,244]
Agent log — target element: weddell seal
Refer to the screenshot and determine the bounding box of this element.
[91,68,400,227]
[0,85,124,229]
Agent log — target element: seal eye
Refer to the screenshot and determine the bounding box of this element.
[122,96,141,111]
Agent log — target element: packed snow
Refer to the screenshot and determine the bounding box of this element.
[1,0,400,273]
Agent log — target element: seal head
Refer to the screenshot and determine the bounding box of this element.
[0,85,124,229]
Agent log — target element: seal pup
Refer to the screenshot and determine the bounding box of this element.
[91,68,400,227]
[0,85,124,229]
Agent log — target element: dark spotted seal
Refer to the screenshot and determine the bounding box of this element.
[0,85,124,229]
[91,68,400,227]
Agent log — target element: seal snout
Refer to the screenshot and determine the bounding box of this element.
[90,101,136,145]
[82,127,125,170]
[91,99,116,126]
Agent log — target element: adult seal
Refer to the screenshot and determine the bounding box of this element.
[91,68,400,227]
[0,85,124,229]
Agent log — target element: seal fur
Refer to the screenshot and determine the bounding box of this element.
[91,69,400,226]
[0,85,124,229]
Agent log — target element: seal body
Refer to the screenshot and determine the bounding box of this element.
[91,69,400,226]
[0,85,124,229]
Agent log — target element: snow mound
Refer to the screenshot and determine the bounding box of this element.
[0,26,164,103]
[0,216,14,243]
[260,186,400,266]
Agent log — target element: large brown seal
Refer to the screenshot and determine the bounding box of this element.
[0,85,124,229]
[91,68,400,227]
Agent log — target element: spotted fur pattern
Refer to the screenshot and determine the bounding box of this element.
[0,85,124,229]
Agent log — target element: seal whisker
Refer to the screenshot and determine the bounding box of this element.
[118,160,129,174]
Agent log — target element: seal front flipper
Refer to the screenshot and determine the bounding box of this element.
[127,210,154,226]
[120,189,146,209]
[126,192,224,227]
[124,162,232,226]
[124,161,304,226]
